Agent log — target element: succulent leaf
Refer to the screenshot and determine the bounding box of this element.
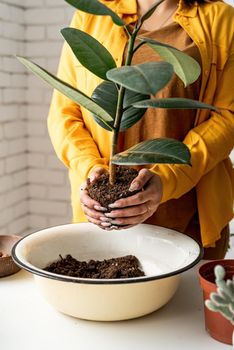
[206,300,234,321]
[217,285,234,301]
[205,264,234,325]
[227,280,234,295]
[229,303,234,314]
[211,293,229,306]
[215,265,226,281]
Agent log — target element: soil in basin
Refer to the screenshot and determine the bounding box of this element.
[44,254,145,279]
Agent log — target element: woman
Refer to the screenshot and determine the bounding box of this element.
[48,0,234,259]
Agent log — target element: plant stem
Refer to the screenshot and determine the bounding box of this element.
[109,86,125,185]
[133,40,146,54]
[109,28,138,185]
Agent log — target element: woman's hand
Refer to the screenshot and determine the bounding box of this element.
[103,168,163,229]
[80,167,110,229]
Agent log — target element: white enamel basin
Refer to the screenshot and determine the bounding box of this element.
[12,223,202,321]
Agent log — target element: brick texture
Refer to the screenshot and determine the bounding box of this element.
[0,0,27,235]
[0,0,73,235]
[25,0,73,231]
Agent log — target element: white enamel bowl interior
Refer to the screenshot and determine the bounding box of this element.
[13,223,202,321]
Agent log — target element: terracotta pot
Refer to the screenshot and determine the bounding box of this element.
[198,259,234,345]
[0,235,21,277]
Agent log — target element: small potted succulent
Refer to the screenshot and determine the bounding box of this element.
[16,0,219,206]
[199,260,234,346]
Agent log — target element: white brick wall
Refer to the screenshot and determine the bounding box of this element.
[0,0,233,257]
[0,0,73,235]
[0,0,28,235]
[25,0,73,231]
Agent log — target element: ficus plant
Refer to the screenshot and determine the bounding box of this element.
[16,0,219,185]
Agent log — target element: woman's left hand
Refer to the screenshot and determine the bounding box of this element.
[103,168,163,229]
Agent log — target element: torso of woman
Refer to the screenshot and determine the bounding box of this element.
[120,21,201,236]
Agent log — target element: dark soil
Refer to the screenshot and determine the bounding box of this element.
[44,254,145,279]
[202,266,233,283]
[87,166,139,209]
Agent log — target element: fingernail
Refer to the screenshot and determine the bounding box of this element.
[89,175,95,182]
[101,222,111,227]
[104,212,115,218]
[94,205,107,212]
[129,182,139,191]
[109,203,119,209]
[100,216,110,222]
[104,227,115,231]
[109,220,118,225]
[110,225,119,230]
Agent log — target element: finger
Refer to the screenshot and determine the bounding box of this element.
[107,212,149,226]
[86,215,101,225]
[89,167,108,183]
[146,179,163,203]
[105,203,149,218]
[109,189,151,209]
[79,180,88,193]
[80,188,102,209]
[86,214,110,227]
[129,168,153,192]
[86,218,114,231]
[82,204,108,221]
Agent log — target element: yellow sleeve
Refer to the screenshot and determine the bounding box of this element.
[47,11,108,180]
[151,51,234,202]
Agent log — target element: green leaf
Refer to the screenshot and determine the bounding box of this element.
[16,56,113,128]
[139,0,165,26]
[107,62,173,95]
[112,138,191,165]
[61,28,116,80]
[91,81,149,131]
[133,97,220,113]
[91,81,117,131]
[140,38,201,87]
[65,0,125,26]
[122,88,149,130]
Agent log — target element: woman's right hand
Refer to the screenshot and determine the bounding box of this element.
[80,167,113,229]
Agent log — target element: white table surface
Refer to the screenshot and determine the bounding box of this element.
[0,265,230,350]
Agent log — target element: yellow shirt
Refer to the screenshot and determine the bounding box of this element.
[47,0,234,247]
